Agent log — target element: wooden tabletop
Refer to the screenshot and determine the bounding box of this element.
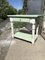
[7,15,42,18]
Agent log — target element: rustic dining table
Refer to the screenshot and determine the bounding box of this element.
[8,15,41,44]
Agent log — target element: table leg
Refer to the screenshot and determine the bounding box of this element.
[11,21,14,38]
[36,25,39,37]
[32,24,35,44]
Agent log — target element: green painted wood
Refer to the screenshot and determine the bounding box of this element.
[7,15,41,18]
[12,18,30,22]
[15,32,32,41]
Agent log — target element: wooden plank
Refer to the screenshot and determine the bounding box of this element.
[14,32,32,42]
[7,15,40,18]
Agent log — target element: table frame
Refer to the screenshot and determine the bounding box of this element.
[8,15,40,44]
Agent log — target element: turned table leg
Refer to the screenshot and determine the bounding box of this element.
[32,23,35,44]
[11,21,14,38]
[30,19,35,44]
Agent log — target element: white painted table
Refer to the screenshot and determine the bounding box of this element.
[8,15,40,44]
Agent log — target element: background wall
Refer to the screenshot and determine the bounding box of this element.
[27,0,44,14]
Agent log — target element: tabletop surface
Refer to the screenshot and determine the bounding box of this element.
[7,15,42,18]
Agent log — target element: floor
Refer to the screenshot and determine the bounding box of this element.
[0,30,45,60]
[5,36,45,60]
[0,30,11,60]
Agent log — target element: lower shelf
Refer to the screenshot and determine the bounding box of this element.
[14,32,33,42]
